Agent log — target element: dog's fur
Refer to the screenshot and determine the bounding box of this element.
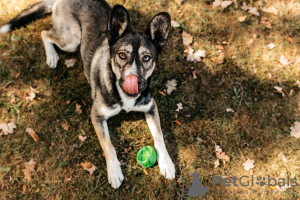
[0,0,175,189]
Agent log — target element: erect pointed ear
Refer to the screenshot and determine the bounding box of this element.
[107,5,131,44]
[145,12,171,52]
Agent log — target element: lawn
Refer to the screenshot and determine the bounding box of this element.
[0,0,300,199]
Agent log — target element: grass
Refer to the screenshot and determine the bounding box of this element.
[0,0,300,199]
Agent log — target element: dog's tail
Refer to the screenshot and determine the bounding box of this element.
[0,0,56,33]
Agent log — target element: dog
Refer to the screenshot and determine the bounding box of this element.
[0,0,175,189]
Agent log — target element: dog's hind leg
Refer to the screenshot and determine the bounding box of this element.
[41,22,81,68]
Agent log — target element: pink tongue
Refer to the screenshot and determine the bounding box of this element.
[124,75,138,94]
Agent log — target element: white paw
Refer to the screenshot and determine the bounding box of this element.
[46,49,59,68]
[158,153,175,180]
[107,159,124,189]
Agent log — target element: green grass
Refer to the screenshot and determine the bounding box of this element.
[1,0,300,199]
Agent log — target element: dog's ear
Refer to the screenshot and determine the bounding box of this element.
[145,12,171,52]
[107,5,131,44]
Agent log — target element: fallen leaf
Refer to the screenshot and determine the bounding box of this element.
[182,31,193,46]
[35,188,40,193]
[214,159,220,168]
[289,89,294,96]
[0,122,17,135]
[213,0,233,8]
[166,79,177,94]
[274,86,285,97]
[65,59,76,68]
[61,122,69,131]
[24,91,36,101]
[287,37,293,43]
[80,161,96,175]
[22,159,37,182]
[187,49,206,63]
[78,135,87,141]
[241,2,249,10]
[175,0,184,5]
[65,100,70,104]
[280,55,289,65]
[143,168,148,175]
[267,43,276,50]
[221,1,233,8]
[82,99,87,106]
[23,184,28,194]
[76,103,82,114]
[261,17,272,29]
[226,108,234,113]
[30,86,39,94]
[175,103,183,112]
[216,151,230,162]
[290,121,300,138]
[171,20,180,28]
[192,71,197,79]
[26,128,39,142]
[216,52,225,64]
[243,158,255,171]
[238,16,247,22]
[215,145,222,152]
[262,6,278,15]
[174,120,182,126]
[159,91,166,96]
[248,7,260,16]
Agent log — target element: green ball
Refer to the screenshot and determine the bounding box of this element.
[136,146,157,168]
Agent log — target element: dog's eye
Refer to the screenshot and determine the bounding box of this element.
[118,52,127,60]
[143,55,151,62]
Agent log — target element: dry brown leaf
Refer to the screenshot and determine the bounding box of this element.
[82,99,87,106]
[287,37,293,43]
[182,31,193,46]
[166,79,177,94]
[61,122,69,131]
[214,159,220,168]
[22,159,37,182]
[65,59,76,68]
[242,158,255,171]
[261,17,271,29]
[0,122,17,135]
[22,184,28,194]
[78,135,87,141]
[175,0,184,5]
[26,128,39,142]
[262,6,278,15]
[290,121,300,138]
[238,16,247,22]
[192,71,197,79]
[217,53,225,64]
[216,151,230,162]
[76,103,82,114]
[65,100,70,105]
[174,120,182,126]
[80,160,96,175]
[171,20,180,28]
[159,91,166,96]
[24,91,36,101]
[30,87,39,94]
[35,188,40,193]
[143,168,148,175]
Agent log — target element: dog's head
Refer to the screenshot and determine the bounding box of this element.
[107,5,171,98]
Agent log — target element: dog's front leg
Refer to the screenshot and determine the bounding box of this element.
[145,100,175,180]
[91,106,124,189]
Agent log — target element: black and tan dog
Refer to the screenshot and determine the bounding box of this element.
[0,0,175,188]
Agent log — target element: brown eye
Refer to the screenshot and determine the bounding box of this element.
[118,52,127,60]
[143,55,151,62]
